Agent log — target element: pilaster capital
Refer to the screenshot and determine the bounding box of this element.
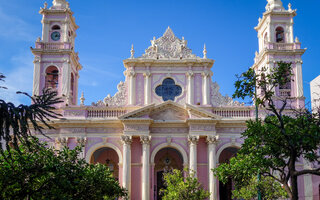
[206,135,219,145]
[33,56,41,64]
[121,135,132,145]
[201,71,212,78]
[55,137,68,146]
[125,70,136,78]
[140,136,151,145]
[63,58,70,64]
[186,71,194,78]
[188,135,199,145]
[143,71,151,78]
[76,137,87,146]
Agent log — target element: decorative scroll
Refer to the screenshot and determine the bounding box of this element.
[92,81,127,107]
[141,27,197,59]
[210,82,244,107]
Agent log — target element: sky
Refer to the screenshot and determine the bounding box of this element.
[0,0,319,107]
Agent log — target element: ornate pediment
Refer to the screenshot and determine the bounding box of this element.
[141,27,197,59]
[150,107,188,121]
[92,81,127,107]
[210,82,244,107]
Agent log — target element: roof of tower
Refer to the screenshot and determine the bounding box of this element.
[266,0,285,11]
[141,27,197,59]
[52,0,69,9]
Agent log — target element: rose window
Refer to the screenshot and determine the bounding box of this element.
[155,78,182,101]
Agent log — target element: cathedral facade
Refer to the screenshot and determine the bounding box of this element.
[31,0,318,199]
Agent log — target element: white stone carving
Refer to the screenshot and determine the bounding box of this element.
[141,27,197,59]
[210,82,244,107]
[93,81,127,107]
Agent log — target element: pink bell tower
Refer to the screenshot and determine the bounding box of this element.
[252,0,306,108]
[31,0,82,106]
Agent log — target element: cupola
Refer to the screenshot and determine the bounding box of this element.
[52,0,68,9]
[266,0,284,11]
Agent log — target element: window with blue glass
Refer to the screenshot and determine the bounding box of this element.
[155,78,182,101]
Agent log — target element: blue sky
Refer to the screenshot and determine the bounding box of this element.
[0,0,319,107]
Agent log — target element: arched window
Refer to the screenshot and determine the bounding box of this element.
[276,27,285,43]
[45,66,59,89]
[51,25,61,30]
[70,73,75,103]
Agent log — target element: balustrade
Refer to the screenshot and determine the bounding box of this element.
[212,108,253,118]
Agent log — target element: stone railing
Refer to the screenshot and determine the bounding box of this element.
[87,108,128,118]
[212,107,253,118]
[63,106,137,119]
[267,43,300,51]
[35,42,71,50]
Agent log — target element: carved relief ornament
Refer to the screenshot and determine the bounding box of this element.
[206,135,219,144]
[140,136,152,144]
[121,135,132,145]
[188,135,199,145]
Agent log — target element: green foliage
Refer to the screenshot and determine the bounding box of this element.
[0,87,63,153]
[213,154,288,200]
[160,169,210,200]
[0,138,127,200]
[217,62,320,200]
[232,176,287,200]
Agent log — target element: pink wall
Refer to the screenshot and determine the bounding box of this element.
[131,138,142,200]
[197,138,208,190]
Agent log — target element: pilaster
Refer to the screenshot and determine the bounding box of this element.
[188,135,199,176]
[33,57,41,96]
[140,136,151,200]
[127,70,136,105]
[207,135,219,200]
[143,71,151,105]
[186,71,194,105]
[121,135,132,196]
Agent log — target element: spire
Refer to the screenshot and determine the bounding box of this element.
[52,0,68,9]
[130,44,135,59]
[203,44,207,59]
[80,92,85,106]
[266,0,284,11]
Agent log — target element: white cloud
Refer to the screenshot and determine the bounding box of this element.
[0,52,34,105]
[0,8,35,42]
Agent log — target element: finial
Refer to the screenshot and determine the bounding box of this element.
[44,2,48,9]
[130,44,135,59]
[80,92,85,106]
[255,51,259,57]
[36,37,41,42]
[288,3,292,11]
[295,37,300,43]
[258,17,262,23]
[203,44,207,59]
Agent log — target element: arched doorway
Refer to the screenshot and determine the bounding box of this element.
[218,147,239,200]
[90,147,119,180]
[154,147,184,200]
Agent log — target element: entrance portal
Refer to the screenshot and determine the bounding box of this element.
[218,147,239,200]
[90,147,119,180]
[154,147,184,200]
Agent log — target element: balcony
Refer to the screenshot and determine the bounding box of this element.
[35,42,72,50]
[267,43,300,51]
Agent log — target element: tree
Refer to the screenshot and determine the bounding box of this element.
[160,169,210,200]
[0,138,128,200]
[214,62,320,200]
[0,73,128,199]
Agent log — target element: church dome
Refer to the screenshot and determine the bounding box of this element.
[266,0,284,11]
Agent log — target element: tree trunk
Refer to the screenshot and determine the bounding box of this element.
[290,175,299,200]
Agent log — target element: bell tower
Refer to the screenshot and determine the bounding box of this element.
[253,0,306,108]
[31,0,82,106]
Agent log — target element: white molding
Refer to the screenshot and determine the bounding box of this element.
[85,142,123,164]
[150,142,188,166]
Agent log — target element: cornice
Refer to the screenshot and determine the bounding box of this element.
[255,10,297,31]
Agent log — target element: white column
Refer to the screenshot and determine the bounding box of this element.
[63,21,68,42]
[295,61,304,98]
[186,71,194,104]
[140,136,151,200]
[128,71,136,105]
[188,135,199,176]
[143,72,151,105]
[121,135,132,196]
[42,20,49,42]
[207,135,219,200]
[202,71,211,105]
[62,59,71,96]
[33,57,41,96]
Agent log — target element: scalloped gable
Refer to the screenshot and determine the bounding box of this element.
[118,101,222,120]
